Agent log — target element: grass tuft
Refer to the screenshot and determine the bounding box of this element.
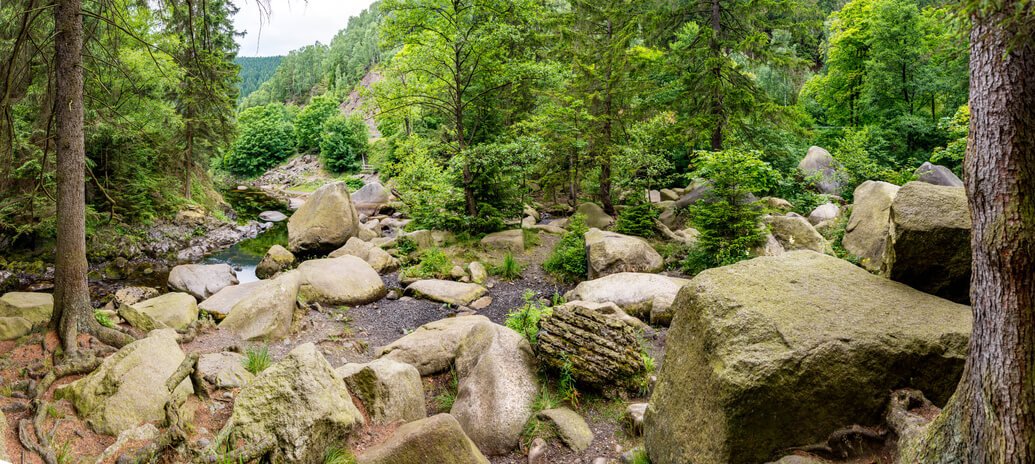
[243,346,272,375]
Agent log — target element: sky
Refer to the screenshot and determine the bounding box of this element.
[233,0,376,57]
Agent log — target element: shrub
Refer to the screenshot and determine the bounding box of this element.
[294,95,340,153]
[402,248,451,279]
[543,214,589,282]
[614,202,659,238]
[243,346,272,374]
[504,290,552,346]
[320,114,368,174]
[491,252,523,280]
[224,104,295,177]
[691,149,777,267]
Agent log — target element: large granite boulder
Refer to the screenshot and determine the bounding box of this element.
[881,181,971,303]
[56,329,194,435]
[765,215,831,254]
[807,203,840,226]
[336,358,426,424]
[585,228,664,279]
[167,264,238,300]
[352,182,393,214]
[575,203,614,229]
[328,237,400,273]
[377,315,492,375]
[405,280,487,306]
[798,146,842,195]
[451,321,538,455]
[297,255,387,305]
[914,162,963,187]
[564,273,690,326]
[287,181,360,253]
[119,292,198,331]
[217,343,363,463]
[219,271,301,341]
[644,251,971,464]
[356,414,489,464]
[0,292,53,324]
[198,281,265,320]
[538,301,648,390]
[256,245,296,279]
[842,181,900,271]
[480,230,524,254]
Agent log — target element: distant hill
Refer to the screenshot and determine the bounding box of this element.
[235,56,282,101]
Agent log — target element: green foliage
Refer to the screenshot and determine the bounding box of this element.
[434,368,460,413]
[320,115,369,174]
[343,177,366,191]
[241,43,329,108]
[628,448,652,464]
[522,387,561,444]
[491,253,524,280]
[235,56,283,101]
[403,248,452,279]
[930,105,968,175]
[395,236,418,256]
[504,290,552,346]
[559,354,581,409]
[295,95,341,153]
[94,311,116,329]
[323,447,357,464]
[225,104,296,176]
[243,346,273,375]
[614,202,660,238]
[543,214,589,283]
[691,150,777,267]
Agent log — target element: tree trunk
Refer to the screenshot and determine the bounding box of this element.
[184,119,193,200]
[52,0,89,354]
[900,6,1035,463]
[599,18,615,216]
[709,0,724,151]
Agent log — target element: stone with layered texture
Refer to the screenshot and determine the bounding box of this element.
[842,181,900,271]
[217,343,363,463]
[56,329,193,435]
[297,255,386,305]
[644,251,972,464]
[537,301,647,390]
[219,271,301,341]
[167,264,238,300]
[880,181,971,303]
[336,358,425,424]
[119,292,198,331]
[585,229,664,279]
[356,414,489,464]
[564,272,689,326]
[405,280,487,307]
[287,181,361,253]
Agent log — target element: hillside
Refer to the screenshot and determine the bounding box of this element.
[235,56,283,101]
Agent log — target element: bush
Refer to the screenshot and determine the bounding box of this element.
[544,214,589,282]
[691,149,777,267]
[402,248,452,279]
[614,202,659,238]
[294,95,340,153]
[320,114,368,174]
[505,290,552,346]
[491,252,524,280]
[224,104,295,177]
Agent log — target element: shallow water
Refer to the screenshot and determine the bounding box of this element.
[203,188,290,283]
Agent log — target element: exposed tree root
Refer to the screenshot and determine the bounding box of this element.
[194,437,275,464]
[119,353,199,463]
[787,425,888,460]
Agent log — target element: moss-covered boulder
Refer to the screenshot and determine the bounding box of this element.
[287,181,360,254]
[842,181,900,271]
[880,181,971,303]
[219,271,301,341]
[585,228,664,279]
[564,272,690,326]
[765,215,831,254]
[256,244,296,279]
[644,251,971,464]
[196,352,255,390]
[56,329,193,435]
[575,202,614,229]
[335,358,425,424]
[357,414,489,464]
[538,407,593,452]
[0,292,53,324]
[217,343,363,463]
[0,317,33,340]
[298,255,386,305]
[119,292,198,331]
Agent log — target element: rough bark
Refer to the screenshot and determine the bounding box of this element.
[900,6,1035,463]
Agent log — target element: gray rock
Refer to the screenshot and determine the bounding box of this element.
[298,255,387,305]
[842,181,900,271]
[378,315,493,375]
[113,287,159,307]
[329,237,401,273]
[538,407,593,452]
[287,181,361,253]
[798,146,842,195]
[0,317,33,340]
[0,292,53,324]
[626,403,647,436]
[480,230,524,254]
[528,437,548,464]
[352,182,393,214]
[914,162,963,187]
[575,203,614,229]
[564,272,690,326]
[198,281,264,320]
[356,414,489,464]
[660,189,679,201]
[468,262,488,284]
[258,211,288,222]
[167,264,239,300]
[585,229,664,279]
[405,280,487,307]
[336,358,426,424]
[219,271,301,341]
[807,203,840,225]
[119,292,198,331]
[196,352,254,389]
[256,245,295,279]
[765,215,831,254]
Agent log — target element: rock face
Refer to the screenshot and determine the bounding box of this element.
[798,146,842,195]
[219,271,301,341]
[377,315,492,375]
[297,255,387,305]
[352,182,393,214]
[0,292,54,323]
[538,408,593,452]
[219,343,363,463]
[356,414,489,464]
[585,228,664,279]
[167,264,238,300]
[287,181,361,253]
[336,358,425,424]
[198,281,264,320]
[881,182,971,303]
[451,321,538,455]
[564,273,689,326]
[538,301,647,390]
[575,202,614,229]
[914,162,963,187]
[57,329,193,435]
[256,245,296,279]
[328,237,400,273]
[842,181,900,271]
[119,292,198,330]
[644,251,972,464]
[480,230,524,254]
[765,215,831,254]
[405,280,487,306]
[196,352,255,390]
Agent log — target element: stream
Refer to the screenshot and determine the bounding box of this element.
[204,187,291,284]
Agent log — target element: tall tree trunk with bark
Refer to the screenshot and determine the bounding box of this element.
[709,0,724,151]
[599,18,615,216]
[899,4,1035,462]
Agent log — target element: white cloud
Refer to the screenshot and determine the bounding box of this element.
[233,0,376,57]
